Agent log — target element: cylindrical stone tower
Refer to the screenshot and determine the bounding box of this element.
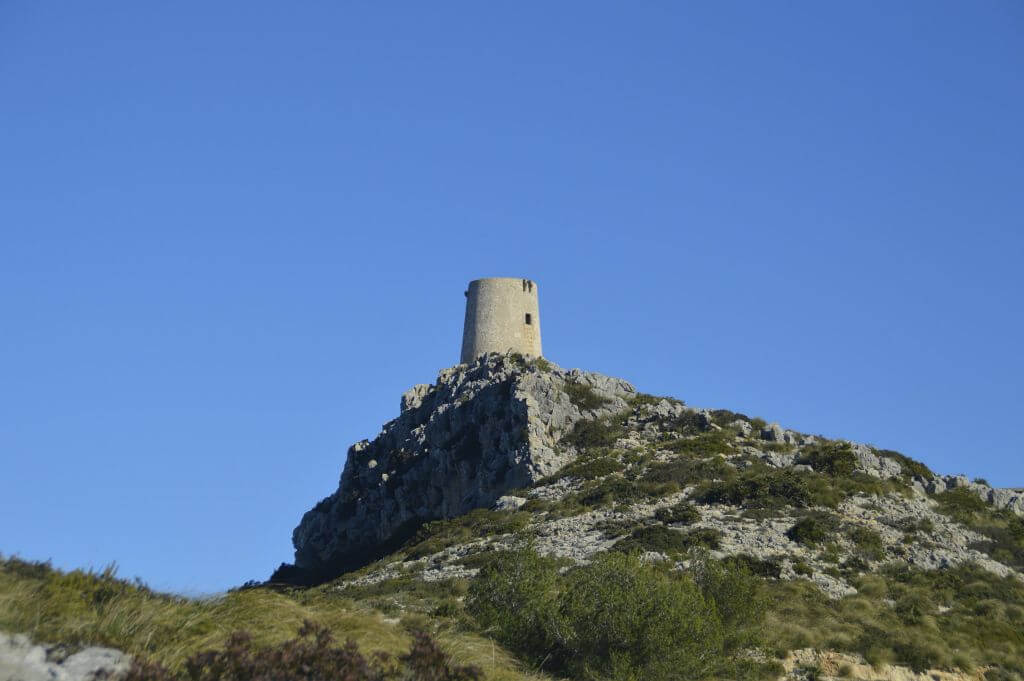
[460,278,542,364]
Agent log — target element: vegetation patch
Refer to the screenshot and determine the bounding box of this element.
[544,453,625,482]
[875,448,934,481]
[611,525,722,555]
[845,525,886,562]
[127,621,482,681]
[707,408,753,428]
[654,502,701,525]
[695,467,814,509]
[467,548,772,681]
[643,455,732,487]
[528,357,553,372]
[934,488,1024,570]
[404,509,531,560]
[661,410,712,436]
[0,557,530,680]
[630,393,685,409]
[563,380,613,411]
[660,431,736,457]
[786,512,841,546]
[723,554,783,579]
[764,562,1024,675]
[559,414,626,450]
[572,475,678,509]
[796,441,858,477]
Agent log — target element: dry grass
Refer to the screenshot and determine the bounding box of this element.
[0,556,548,680]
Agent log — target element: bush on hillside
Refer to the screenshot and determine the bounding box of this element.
[796,442,858,477]
[660,431,736,457]
[404,509,530,560]
[563,381,613,411]
[611,525,722,555]
[644,456,733,487]
[467,549,768,681]
[573,475,678,509]
[654,502,701,525]
[550,454,625,481]
[696,467,813,509]
[560,416,625,450]
[786,512,841,546]
[935,488,1024,570]
[875,448,933,481]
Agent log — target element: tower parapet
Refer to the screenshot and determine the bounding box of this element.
[460,278,542,363]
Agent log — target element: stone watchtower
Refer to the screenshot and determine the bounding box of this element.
[460,278,542,364]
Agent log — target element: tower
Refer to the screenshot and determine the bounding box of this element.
[460,278,542,364]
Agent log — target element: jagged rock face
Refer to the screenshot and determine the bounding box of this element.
[277,354,634,584]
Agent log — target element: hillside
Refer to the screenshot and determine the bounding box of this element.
[3,353,1023,681]
[272,353,1024,678]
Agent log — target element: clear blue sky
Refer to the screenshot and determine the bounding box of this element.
[2,2,1022,595]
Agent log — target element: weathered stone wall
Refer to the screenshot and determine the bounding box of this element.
[460,278,542,363]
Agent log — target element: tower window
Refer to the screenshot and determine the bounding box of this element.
[525,313,532,325]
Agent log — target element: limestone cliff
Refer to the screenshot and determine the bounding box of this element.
[274,353,1023,589]
[273,354,634,584]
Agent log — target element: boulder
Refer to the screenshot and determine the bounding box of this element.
[0,633,130,681]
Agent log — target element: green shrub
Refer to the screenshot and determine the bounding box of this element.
[630,393,685,408]
[467,549,771,681]
[786,512,841,546]
[560,416,625,450]
[876,448,934,481]
[563,381,613,411]
[935,487,989,522]
[549,454,625,481]
[846,526,886,561]
[573,476,678,508]
[464,548,564,659]
[723,554,783,580]
[792,560,813,576]
[529,357,553,372]
[644,455,733,487]
[796,442,858,477]
[663,411,711,436]
[708,409,752,428]
[611,525,721,555]
[691,553,769,652]
[558,552,725,681]
[934,489,1024,570]
[654,502,701,525]
[696,467,813,509]
[661,431,736,457]
[405,509,530,560]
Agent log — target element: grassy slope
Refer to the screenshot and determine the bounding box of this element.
[0,557,547,681]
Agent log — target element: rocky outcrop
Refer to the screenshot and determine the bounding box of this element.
[273,354,634,584]
[0,632,130,681]
[925,475,1024,514]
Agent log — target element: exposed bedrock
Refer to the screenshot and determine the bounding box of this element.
[272,354,634,584]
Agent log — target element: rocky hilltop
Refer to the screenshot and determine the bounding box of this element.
[274,355,635,584]
[275,353,1023,595]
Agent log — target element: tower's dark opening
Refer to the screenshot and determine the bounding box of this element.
[525,313,532,325]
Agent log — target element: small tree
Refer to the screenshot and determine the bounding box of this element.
[558,552,724,681]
